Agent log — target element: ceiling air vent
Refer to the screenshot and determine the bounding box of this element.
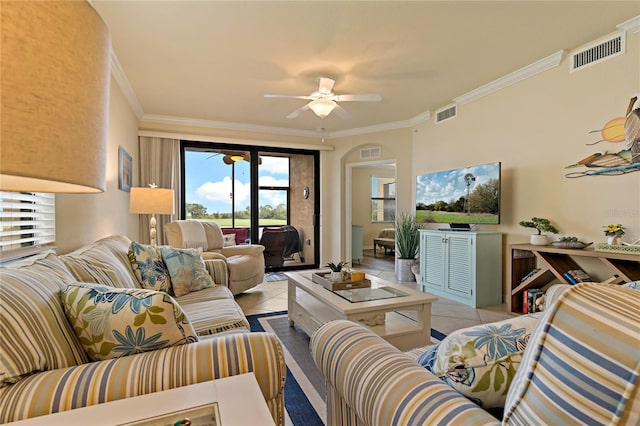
[570,31,625,72]
[435,104,457,124]
[360,147,381,160]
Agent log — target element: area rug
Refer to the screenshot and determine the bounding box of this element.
[248,310,446,426]
[264,272,288,282]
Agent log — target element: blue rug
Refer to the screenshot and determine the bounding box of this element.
[247,310,447,426]
[248,311,324,426]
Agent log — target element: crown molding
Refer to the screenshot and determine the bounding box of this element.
[617,15,640,33]
[454,50,565,105]
[110,52,144,118]
[138,130,334,151]
[141,110,432,140]
[141,114,320,138]
[328,111,431,138]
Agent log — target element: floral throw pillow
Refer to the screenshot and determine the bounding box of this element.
[128,242,173,294]
[417,313,541,408]
[61,283,198,361]
[160,247,215,297]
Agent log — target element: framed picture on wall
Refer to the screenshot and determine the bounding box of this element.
[118,147,132,192]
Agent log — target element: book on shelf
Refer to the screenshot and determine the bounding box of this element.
[527,289,544,313]
[520,268,540,282]
[523,288,544,314]
[530,290,545,313]
[563,271,577,284]
[563,269,592,284]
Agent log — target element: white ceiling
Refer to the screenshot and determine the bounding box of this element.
[91,1,639,138]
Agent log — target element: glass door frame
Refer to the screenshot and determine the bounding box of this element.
[180,140,320,269]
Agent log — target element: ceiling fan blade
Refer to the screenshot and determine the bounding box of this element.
[333,94,382,102]
[318,77,335,95]
[264,94,314,100]
[333,104,351,120]
[286,103,311,119]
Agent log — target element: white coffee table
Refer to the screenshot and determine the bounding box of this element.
[7,373,274,426]
[286,271,438,350]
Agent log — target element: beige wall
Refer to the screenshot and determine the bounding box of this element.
[352,166,395,249]
[412,32,640,295]
[320,129,413,263]
[55,76,140,253]
[289,154,315,264]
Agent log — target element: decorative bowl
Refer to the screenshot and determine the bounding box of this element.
[551,241,593,249]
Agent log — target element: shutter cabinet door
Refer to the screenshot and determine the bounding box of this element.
[424,232,446,289]
[446,234,474,296]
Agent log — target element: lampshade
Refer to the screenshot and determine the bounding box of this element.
[0,1,111,193]
[130,187,176,215]
[230,155,245,162]
[309,99,337,118]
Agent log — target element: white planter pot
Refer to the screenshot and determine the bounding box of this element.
[607,236,621,245]
[530,234,548,246]
[396,258,416,282]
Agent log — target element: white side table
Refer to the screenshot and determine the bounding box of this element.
[8,373,274,426]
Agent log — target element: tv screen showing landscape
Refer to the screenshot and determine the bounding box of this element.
[416,162,501,225]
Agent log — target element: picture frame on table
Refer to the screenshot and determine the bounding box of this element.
[118,147,132,192]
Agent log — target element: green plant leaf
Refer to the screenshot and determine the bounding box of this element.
[149,314,167,325]
[472,370,492,392]
[494,365,505,391]
[92,333,104,344]
[134,313,146,327]
[66,288,78,306]
[99,342,116,356]
[148,306,164,313]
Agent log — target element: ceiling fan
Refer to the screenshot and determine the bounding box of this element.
[207,151,261,165]
[264,77,382,119]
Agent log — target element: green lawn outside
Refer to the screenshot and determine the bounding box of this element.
[416,210,499,224]
[195,218,287,227]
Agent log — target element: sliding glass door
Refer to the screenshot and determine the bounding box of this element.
[181,141,319,271]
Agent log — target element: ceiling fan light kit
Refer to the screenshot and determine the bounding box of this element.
[264,77,382,120]
[309,99,337,118]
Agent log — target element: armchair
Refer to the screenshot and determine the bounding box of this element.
[165,220,265,294]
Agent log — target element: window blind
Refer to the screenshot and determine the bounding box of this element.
[0,191,55,260]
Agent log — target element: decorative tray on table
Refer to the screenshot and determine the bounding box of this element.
[595,243,640,255]
[550,241,593,249]
[312,271,371,291]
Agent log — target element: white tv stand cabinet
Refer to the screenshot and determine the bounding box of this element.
[419,230,502,308]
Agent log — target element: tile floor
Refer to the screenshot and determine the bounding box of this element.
[235,262,515,336]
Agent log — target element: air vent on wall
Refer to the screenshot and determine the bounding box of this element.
[360,147,381,160]
[570,31,625,72]
[435,104,457,124]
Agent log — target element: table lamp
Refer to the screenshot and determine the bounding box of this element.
[0,1,110,193]
[130,185,175,245]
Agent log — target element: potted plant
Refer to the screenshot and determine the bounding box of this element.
[395,211,421,281]
[603,224,625,245]
[325,261,347,281]
[519,217,559,246]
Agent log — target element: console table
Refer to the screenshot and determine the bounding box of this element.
[509,243,640,314]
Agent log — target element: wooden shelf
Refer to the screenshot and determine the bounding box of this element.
[508,244,640,314]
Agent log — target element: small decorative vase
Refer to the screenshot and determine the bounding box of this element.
[329,271,341,282]
[607,236,621,245]
[530,234,548,246]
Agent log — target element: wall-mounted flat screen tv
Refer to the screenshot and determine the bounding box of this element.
[416,162,501,228]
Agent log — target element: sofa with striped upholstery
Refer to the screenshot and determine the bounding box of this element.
[0,235,286,424]
[311,283,639,425]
